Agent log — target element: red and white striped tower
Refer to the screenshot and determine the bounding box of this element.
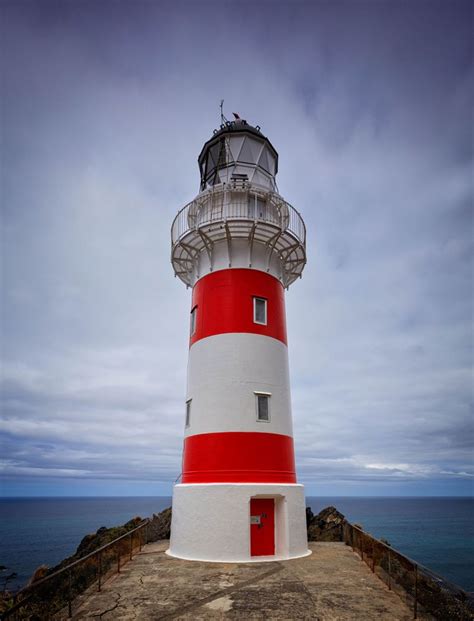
[168,117,309,561]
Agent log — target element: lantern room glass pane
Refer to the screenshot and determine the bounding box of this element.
[267,151,276,175]
[238,137,255,164]
[229,135,245,161]
[248,137,263,161]
[258,148,271,173]
[216,138,227,167]
[209,143,219,167]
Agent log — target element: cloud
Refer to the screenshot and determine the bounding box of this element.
[1,0,472,495]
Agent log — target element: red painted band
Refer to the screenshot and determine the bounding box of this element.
[190,269,287,347]
[181,431,297,484]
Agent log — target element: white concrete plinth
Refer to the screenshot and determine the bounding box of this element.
[167,483,310,562]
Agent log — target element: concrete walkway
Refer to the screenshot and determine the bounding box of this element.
[70,541,420,620]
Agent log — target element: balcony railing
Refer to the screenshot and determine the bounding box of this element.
[171,183,306,250]
[171,183,306,288]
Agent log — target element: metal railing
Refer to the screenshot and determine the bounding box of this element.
[1,519,149,620]
[343,523,474,620]
[171,183,306,249]
[7,515,468,620]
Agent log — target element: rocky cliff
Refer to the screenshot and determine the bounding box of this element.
[306,506,347,542]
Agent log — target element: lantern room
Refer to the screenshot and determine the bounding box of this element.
[198,119,278,191]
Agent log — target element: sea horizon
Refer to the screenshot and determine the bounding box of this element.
[2,494,472,499]
[1,495,472,593]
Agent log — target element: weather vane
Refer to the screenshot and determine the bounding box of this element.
[220,99,229,125]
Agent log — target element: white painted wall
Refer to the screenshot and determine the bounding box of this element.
[168,483,309,562]
[195,239,284,284]
[185,333,293,438]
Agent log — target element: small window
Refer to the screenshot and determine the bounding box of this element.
[185,399,192,427]
[255,393,270,422]
[190,306,197,336]
[253,297,267,325]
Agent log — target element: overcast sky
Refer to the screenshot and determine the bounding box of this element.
[1,0,472,497]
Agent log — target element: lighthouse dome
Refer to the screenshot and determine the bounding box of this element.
[198,119,278,192]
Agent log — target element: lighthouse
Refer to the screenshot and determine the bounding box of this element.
[168,116,309,562]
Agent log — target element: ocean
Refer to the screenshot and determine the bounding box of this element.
[1,496,472,593]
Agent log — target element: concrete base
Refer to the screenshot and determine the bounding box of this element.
[167,482,310,562]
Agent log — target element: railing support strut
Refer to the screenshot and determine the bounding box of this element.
[414,564,418,619]
[68,568,72,618]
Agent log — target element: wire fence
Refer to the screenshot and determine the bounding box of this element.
[1,520,149,621]
[343,523,474,620]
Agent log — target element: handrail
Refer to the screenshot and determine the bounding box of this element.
[171,183,306,249]
[343,522,473,620]
[350,524,437,578]
[18,519,148,593]
[2,519,149,620]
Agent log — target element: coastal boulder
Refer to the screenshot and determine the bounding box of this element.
[307,506,347,542]
[147,507,172,542]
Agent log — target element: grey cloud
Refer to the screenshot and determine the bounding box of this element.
[1,0,472,495]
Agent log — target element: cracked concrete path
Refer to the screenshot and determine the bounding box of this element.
[68,541,421,620]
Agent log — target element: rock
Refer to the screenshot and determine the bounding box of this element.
[76,533,97,556]
[307,506,347,542]
[147,507,172,542]
[44,516,145,579]
[124,516,142,530]
[28,565,49,586]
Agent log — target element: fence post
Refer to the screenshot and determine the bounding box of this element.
[129,533,133,560]
[371,540,375,572]
[117,545,121,574]
[414,564,418,619]
[139,527,142,552]
[98,551,102,592]
[361,534,364,562]
[68,568,72,618]
[388,550,392,590]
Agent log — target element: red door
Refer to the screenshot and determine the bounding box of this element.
[250,498,275,556]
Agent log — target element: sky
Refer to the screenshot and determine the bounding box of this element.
[1,0,472,497]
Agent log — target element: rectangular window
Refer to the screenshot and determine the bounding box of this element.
[255,392,271,422]
[185,399,192,427]
[190,306,197,336]
[253,297,267,325]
